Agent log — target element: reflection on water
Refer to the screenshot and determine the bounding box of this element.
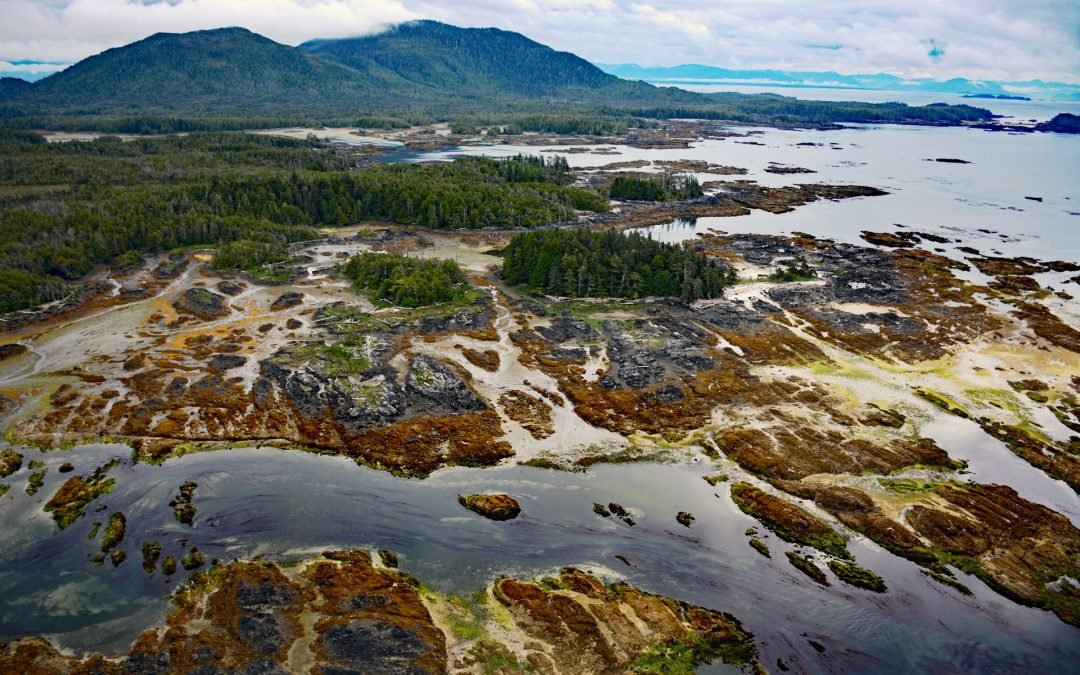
[0,444,1077,671]
[412,125,1078,265]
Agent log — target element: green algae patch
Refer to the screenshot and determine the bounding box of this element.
[913,387,970,418]
[828,560,887,592]
[0,449,22,478]
[142,541,163,574]
[748,538,771,558]
[100,512,126,552]
[25,469,46,496]
[631,631,755,673]
[785,551,829,585]
[730,482,850,559]
[42,459,118,529]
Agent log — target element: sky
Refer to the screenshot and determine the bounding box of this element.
[1,0,1078,84]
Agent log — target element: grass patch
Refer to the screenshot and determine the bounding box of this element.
[442,589,491,642]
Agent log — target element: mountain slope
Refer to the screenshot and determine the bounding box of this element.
[5,27,427,112]
[300,20,697,104]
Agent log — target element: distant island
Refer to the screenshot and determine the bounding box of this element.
[598,63,1080,101]
[962,93,1031,101]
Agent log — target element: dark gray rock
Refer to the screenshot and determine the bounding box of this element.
[320,619,435,674]
[209,354,247,372]
[405,356,485,414]
[218,280,246,296]
[175,288,228,320]
[236,613,290,654]
[270,292,304,311]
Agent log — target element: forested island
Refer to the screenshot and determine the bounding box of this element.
[342,252,470,307]
[501,228,734,300]
[609,173,704,201]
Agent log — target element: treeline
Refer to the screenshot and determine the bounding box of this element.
[501,228,733,301]
[0,133,608,312]
[623,97,993,126]
[184,153,604,230]
[609,174,703,201]
[342,252,468,307]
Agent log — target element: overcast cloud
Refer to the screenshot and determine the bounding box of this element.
[1,0,1077,83]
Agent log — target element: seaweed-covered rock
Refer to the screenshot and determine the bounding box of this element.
[786,551,829,585]
[405,356,485,413]
[730,483,850,559]
[100,512,126,552]
[42,460,117,529]
[142,541,163,574]
[171,481,198,525]
[828,560,887,592]
[458,493,521,521]
[0,449,22,478]
[218,280,246,296]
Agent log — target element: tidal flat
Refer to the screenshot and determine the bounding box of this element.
[1,120,1078,673]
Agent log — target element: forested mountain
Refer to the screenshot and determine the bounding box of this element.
[0,27,428,113]
[0,22,992,127]
[300,20,696,104]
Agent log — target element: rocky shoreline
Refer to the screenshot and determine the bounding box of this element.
[0,549,759,674]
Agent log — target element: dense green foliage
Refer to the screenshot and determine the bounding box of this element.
[609,173,703,201]
[768,256,816,282]
[501,228,733,301]
[302,20,683,104]
[626,95,993,126]
[342,252,469,307]
[210,240,291,271]
[0,132,601,313]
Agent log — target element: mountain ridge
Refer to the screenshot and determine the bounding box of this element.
[0,21,995,128]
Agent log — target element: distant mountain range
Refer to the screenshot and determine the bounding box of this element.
[598,64,1080,101]
[0,21,998,129]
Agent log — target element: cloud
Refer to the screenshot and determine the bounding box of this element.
[0,0,1076,83]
